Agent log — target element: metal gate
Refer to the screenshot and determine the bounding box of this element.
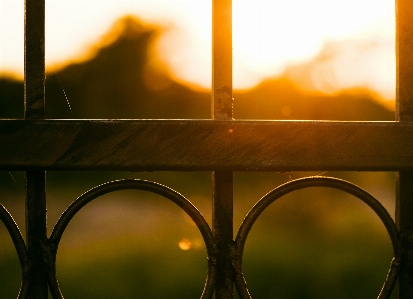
[1,0,413,298]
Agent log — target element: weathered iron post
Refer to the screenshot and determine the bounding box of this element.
[212,0,234,298]
[24,0,48,298]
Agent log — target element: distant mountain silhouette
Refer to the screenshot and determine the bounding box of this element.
[234,78,393,120]
[0,16,394,121]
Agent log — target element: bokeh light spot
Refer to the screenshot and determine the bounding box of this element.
[281,106,292,117]
[178,238,192,250]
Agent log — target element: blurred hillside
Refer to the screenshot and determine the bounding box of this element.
[0,16,397,299]
[0,16,394,121]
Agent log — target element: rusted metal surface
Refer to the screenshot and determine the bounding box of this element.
[212,0,233,120]
[0,120,413,171]
[212,0,234,297]
[233,177,401,299]
[24,0,48,298]
[396,0,413,297]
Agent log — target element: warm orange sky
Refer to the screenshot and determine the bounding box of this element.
[0,0,395,100]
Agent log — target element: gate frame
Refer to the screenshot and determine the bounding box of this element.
[0,0,412,298]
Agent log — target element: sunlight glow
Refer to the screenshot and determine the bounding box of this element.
[0,0,395,100]
[231,0,395,98]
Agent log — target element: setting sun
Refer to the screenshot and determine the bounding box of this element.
[0,0,395,100]
[231,0,394,97]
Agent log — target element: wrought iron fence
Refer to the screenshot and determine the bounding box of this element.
[1,0,413,298]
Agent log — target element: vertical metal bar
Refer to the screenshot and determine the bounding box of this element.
[212,0,233,298]
[212,0,233,120]
[25,171,48,298]
[25,0,46,120]
[396,0,413,297]
[212,172,234,299]
[24,0,48,298]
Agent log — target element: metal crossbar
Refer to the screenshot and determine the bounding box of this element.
[1,0,413,298]
[1,120,413,171]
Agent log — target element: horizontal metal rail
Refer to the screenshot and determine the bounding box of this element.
[0,119,412,171]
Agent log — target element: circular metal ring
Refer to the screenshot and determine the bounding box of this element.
[0,204,29,299]
[48,179,216,299]
[234,176,401,299]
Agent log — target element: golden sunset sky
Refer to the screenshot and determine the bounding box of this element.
[0,0,395,100]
